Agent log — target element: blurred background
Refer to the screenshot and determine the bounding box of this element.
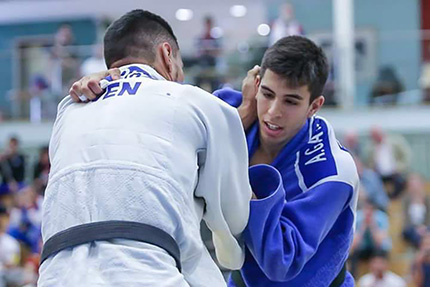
[0,0,429,286]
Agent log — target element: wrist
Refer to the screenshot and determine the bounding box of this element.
[239,100,256,111]
[238,105,257,130]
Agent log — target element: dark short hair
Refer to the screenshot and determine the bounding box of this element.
[260,36,329,103]
[370,249,389,260]
[9,136,19,144]
[104,9,179,68]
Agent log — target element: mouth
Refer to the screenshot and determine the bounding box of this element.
[265,121,281,130]
[262,121,283,137]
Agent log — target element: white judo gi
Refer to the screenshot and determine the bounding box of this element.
[38,64,252,287]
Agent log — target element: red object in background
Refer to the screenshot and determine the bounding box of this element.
[422,0,430,61]
[26,253,40,274]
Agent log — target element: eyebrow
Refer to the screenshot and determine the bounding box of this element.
[261,85,304,100]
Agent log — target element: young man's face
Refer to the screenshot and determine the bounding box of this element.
[256,69,321,150]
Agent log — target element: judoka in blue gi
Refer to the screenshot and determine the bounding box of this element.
[214,36,359,287]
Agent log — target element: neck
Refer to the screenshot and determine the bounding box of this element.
[375,271,384,280]
[258,125,298,159]
[412,194,424,202]
[258,138,285,162]
[154,65,171,81]
[109,60,168,80]
[111,57,151,68]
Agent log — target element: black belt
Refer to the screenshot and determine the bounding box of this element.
[231,263,346,287]
[40,220,181,272]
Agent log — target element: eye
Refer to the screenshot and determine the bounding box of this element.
[284,99,298,105]
[263,93,274,99]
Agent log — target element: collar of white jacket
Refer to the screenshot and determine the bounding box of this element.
[119,64,166,81]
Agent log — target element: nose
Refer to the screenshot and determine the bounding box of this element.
[267,98,282,118]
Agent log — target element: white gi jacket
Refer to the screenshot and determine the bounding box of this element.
[38,64,252,287]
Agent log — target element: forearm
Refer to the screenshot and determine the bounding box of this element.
[238,103,257,131]
[195,98,252,270]
[212,87,257,130]
[238,64,259,130]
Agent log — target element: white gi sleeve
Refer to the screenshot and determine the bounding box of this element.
[48,95,74,172]
[193,91,252,270]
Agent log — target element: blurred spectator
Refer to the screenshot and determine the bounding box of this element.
[33,146,50,196]
[358,250,407,287]
[196,16,221,68]
[8,185,42,254]
[319,41,338,107]
[269,2,304,46]
[20,257,38,287]
[412,231,430,287]
[29,75,51,123]
[370,66,404,105]
[402,173,430,248]
[367,127,411,198]
[350,200,392,276]
[342,130,362,158]
[49,23,80,99]
[355,156,389,212]
[321,70,337,106]
[0,137,26,194]
[80,44,106,76]
[0,204,20,287]
[195,16,222,91]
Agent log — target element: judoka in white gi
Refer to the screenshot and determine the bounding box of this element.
[38,10,252,287]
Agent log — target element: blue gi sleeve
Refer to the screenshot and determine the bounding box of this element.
[213,88,243,108]
[245,164,354,281]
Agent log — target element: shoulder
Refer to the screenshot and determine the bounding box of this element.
[57,95,75,114]
[212,88,243,108]
[176,84,240,116]
[298,116,358,189]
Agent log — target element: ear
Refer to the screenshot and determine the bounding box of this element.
[307,95,325,118]
[159,42,174,80]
